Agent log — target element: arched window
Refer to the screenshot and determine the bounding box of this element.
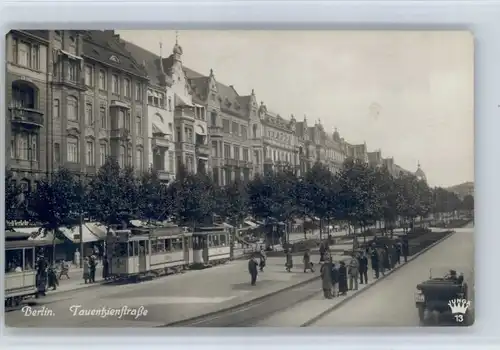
[119,145,126,168]
[67,96,78,121]
[253,124,257,138]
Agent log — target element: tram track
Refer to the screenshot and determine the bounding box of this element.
[159,275,322,327]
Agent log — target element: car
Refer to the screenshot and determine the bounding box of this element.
[415,268,473,326]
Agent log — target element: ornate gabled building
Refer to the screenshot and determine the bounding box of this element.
[6,30,51,192]
[122,40,177,182]
[257,102,298,174]
[184,67,258,185]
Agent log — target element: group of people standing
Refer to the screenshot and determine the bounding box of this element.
[369,240,409,279]
[319,251,369,299]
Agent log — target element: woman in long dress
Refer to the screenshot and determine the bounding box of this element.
[83,257,90,284]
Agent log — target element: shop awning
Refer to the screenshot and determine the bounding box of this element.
[85,222,111,240]
[244,220,259,228]
[221,222,234,229]
[13,227,43,237]
[58,225,100,243]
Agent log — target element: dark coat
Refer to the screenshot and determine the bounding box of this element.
[338,265,348,293]
[370,250,379,269]
[358,256,368,272]
[383,248,390,269]
[330,266,339,284]
[248,259,258,275]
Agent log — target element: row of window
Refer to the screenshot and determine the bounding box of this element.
[264,147,295,164]
[220,143,250,161]
[54,97,143,134]
[212,167,251,187]
[84,65,142,100]
[54,137,143,168]
[267,129,293,144]
[221,119,248,140]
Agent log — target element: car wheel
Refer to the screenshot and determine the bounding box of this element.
[418,306,426,325]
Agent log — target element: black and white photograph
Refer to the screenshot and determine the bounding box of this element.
[4,29,474,328]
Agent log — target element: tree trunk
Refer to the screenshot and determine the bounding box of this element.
[303,215,307,239]
[319,219,323,241]
[52,230,56,264]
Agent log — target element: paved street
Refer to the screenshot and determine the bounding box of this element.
[5,253,343,328]
[255,224,474,327]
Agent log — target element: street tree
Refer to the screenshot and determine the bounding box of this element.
[170,168,216,230]
[218,179,249,228]
[461,194,474,216]
[374,166,398,236]
[28,168,84,261]
[85,157,140,231]
[138,168,172,223]
[302,162,340,239]
[337,158,381,244]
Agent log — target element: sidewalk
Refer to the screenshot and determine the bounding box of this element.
[10,253,351,327]
[48,264,104,295]
[102,253,352,327]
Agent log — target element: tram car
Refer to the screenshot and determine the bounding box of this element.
[5,234,52,307]
[106,225,191,279]
[192,226,231,266]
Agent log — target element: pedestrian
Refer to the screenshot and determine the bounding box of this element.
[338,261,348,296]
[35,254,47,297]
[319,242,326,262]
[303,249,314,273]
[358,251,369,284]
[102,255,109,280]
[248,255,258,286]
[58,260,70,280]
[320,258,333,298]
[89,255,96,283]
[47,265,59,290]
[285,249,293,272]
[395,243,402,265]
[348,254,359,291]
[402,239,409,263]
[330,262,339,297]
[83,257,90,284]
[259,247,266,272]
[370,247,379,279]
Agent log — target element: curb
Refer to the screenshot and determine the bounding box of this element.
[158,274,321,327]
[300,229,458,327]
[159,254,353,327]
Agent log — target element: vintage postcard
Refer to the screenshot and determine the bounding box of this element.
[4,30,474,328]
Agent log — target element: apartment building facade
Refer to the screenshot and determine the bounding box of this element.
[185,68,259,185]
[257,102,299,174]
[6,30,52,192]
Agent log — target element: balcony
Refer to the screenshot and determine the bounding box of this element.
[238,160,252,168]
[208,125,223,137]
[110,128,131,140]
[225,159,238,167]
[9,107,44,128]
[195,144,210,157]
[152,135,171,149]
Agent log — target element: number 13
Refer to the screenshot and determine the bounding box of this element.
[454,314,464,323]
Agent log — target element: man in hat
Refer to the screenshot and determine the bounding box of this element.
[248,255,259,286]
[338,261,348,296]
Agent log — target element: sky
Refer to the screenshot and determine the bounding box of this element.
[117,30,474,188]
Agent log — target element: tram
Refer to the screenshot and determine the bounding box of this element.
[5,236,52,307]
[106,225,191,279]
[192,226,231,266]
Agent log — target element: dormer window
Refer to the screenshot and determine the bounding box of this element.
[109,55,120,63]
